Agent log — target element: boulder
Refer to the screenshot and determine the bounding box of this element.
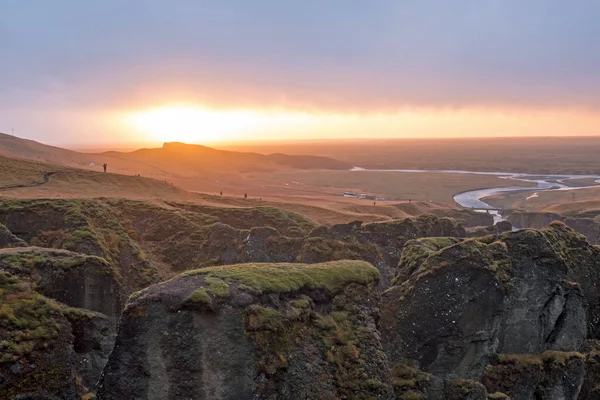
[97,261,394,399]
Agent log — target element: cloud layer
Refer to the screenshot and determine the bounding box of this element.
[1,1,599,143]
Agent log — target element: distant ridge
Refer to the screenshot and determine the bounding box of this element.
[0,133,351,176]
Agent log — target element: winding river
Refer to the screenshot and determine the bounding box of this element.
[351,168,600,223]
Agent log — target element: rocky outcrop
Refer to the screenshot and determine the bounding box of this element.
[0,199,473,294]
[0,248,122,398]
[0,199,161,294]
[507,212,562,230]
[97,261,393,399]
[0,269,110,399]
[381,224,591,386]
[382,238,508,379]
[0,223,25,248]
[430,208,495,228]
[0,247,122,322]
[299,215,466,288]
[508,211,600,245]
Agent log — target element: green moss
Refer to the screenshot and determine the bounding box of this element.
[394,237,460,284]
[180,261,380,295]
[289,297,311,310]
[498,353,543,368]
[0,270,96,363]
[204,276,231,298]
[541,350,585,366]
[391,363,430,398]
[184,287,212,307]
[0,250,110,272]
[245,305,287,332]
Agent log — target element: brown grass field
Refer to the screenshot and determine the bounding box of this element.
[4,134,600,222]
[0,153,527,225]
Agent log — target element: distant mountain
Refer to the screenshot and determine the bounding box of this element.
[0,133,351,177]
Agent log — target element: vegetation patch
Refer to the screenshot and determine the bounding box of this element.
[0,270,95,363]
[390,363,430,399]
[184,287,212,308]
[180,261,380,295]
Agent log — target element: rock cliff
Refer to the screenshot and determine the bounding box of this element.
[97,261,394,399]
[0,247,121,399]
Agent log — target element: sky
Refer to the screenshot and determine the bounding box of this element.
[1,0,600,147]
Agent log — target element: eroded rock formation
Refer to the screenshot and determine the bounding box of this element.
[97,261,393,399]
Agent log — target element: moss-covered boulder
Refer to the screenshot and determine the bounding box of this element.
[97,261,394,399]
[381,224,589,381]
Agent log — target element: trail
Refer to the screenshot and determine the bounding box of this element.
[0,172,58,191]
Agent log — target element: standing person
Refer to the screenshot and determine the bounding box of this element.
[103,163,107,173]
[220,191,223,196]
[244,193,247,200]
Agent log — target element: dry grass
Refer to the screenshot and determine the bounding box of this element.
[484,186,600,215]
[249,170,531,203]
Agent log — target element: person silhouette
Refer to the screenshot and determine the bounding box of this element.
[244,193,247,200]
[103,163,107,173]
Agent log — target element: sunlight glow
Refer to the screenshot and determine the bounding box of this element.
[118,105,600,146]
[125,106,269,143]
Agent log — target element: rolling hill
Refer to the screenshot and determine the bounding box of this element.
[0,133,351,178]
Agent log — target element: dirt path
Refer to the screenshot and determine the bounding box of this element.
[0,172,57,190]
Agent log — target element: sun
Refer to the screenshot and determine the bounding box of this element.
[126,106,260,143]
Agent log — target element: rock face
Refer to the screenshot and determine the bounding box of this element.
[0,248,122,399]
[97,261,394,400]
[381,224,590,386]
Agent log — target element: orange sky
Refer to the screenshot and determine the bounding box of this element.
[96,105,600,146]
